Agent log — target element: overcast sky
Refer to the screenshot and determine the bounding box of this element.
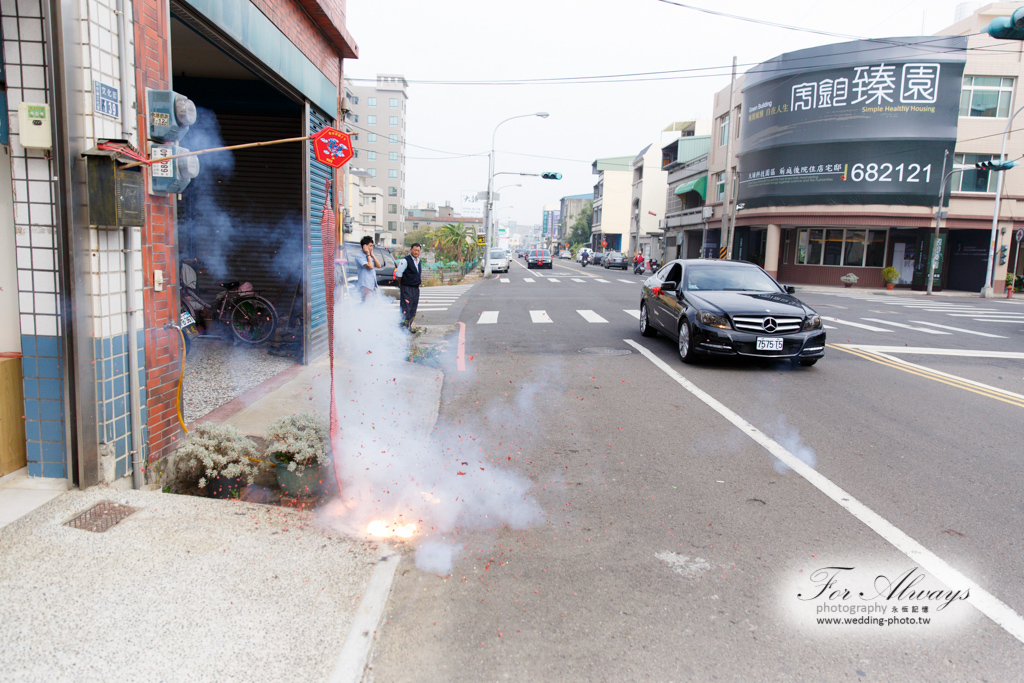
[346,0,987,227]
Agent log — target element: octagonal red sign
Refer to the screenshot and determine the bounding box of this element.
[311,127,354,169]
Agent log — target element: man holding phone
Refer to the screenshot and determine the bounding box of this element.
[355,236,382,301]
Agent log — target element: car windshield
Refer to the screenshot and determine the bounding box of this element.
[607,252,621,258]
[685,265,781,292]
[534,250,550,257]
[490,250,505,258]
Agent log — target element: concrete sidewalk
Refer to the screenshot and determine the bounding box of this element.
[0,350,445,682]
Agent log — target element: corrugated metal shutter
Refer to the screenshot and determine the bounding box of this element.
[305,106,334,363]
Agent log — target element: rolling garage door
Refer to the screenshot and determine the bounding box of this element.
[305,105,334,363]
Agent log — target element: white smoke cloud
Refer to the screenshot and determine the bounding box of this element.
[768,416,818,474]
[319,293,544,574]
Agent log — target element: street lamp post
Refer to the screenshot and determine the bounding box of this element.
[983,104,1024,297]
[484,112,548,277]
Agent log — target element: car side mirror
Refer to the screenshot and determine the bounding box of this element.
[785,285,796,294]
[661,281,678,292]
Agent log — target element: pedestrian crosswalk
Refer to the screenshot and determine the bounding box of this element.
[387,284,472,312]
[475,309,629,325]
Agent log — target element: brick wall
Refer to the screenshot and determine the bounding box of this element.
[251,0,341,84]
[132,0,182,464]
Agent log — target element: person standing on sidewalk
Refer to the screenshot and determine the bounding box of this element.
[355,236,382,302]
[395,243,422,328]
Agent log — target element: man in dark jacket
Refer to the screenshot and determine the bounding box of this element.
[394,243,422,328]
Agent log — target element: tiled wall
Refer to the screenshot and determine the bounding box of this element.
[79,0,136,147]
[3,0,69,479]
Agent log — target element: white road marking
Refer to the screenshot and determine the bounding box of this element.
[577,309,608,323]
[861,318,950,335]
[617,279,635,284]
[548,278,561,283]
[836,344,1024,359]
[967,318,1024,323]
[530,310,553,324]
[823,317,891,332]
[499,278,510,283]
[571,278,585,283]
[626,338,1024,646]
[523,278,535,283]
[909,321,1007,338]
[595,278,610,283]
[946,313,1024,318]
[823,324,837,329]
[477,311,499,324]
[624,309,641,320]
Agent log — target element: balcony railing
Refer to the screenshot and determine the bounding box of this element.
[664,206,705,227]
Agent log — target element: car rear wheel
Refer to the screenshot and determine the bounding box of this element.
[678,320,695,363]
[639,303,657,337]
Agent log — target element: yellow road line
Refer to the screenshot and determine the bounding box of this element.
[827,343,1024,409]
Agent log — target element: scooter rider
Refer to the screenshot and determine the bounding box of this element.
[581,252,590,267]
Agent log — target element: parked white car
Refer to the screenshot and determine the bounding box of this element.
[488,248,509,273]
[559,250,572,260]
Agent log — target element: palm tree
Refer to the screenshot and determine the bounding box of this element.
[429,222,476,263]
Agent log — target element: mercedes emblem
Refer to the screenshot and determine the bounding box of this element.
[762,317,778,333]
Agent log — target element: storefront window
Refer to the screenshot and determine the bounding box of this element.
[807,229,823,264]
[865,230,887,267]
[783,230,791,265]
[843,230,865,266]
[824,229,844,265]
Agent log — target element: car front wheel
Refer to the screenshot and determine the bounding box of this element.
[640,302,657,337]
[678,319,695,363]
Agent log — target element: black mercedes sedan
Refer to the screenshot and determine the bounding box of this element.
[639,259,825,367]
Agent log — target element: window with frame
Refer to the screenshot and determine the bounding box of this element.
[952,153,998,193]
[960,77,1013,118]
[715,172,725,201]
[367,151,376,160]
[367,115,376,125]
[368,133,377,143]
[389,134,398,144]
[388,221,397,231]
[718,113,730,146]
[389,204,397,214]
[389,116,398,126]
[794,228,888,266]
[388,186,397,196]
[389,152,398,161]
[368,97,376,107]
[390,98,399,108]
[368,168,376,178]
[388,169,398,178]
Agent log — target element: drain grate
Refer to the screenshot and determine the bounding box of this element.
[579,347,633,356]
[65,501,139,533]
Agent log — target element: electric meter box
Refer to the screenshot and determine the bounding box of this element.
[18,102,52,149]
[147,89,197,143]
[83,143,146,227]
[149,144,200,196]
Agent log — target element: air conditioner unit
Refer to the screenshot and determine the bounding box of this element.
[702,206,714,219]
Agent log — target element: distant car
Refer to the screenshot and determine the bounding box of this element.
[488,248,509,273]
[577,248,592,263]
[335,242,398,288]
[590,252,604,266]
[559,250,572,260]
[527,249,553,269]
[639,259,825,367]
[602,251,628,269]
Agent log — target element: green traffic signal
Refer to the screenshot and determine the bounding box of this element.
[541,172,562,180]
[985,7,1024,40]
[976,160,1018,171]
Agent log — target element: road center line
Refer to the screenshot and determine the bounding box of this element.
[625,338,1024,645]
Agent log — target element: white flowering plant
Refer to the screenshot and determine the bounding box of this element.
[175,423,264,490]
[264,412,329,474]
[840,273,859,285]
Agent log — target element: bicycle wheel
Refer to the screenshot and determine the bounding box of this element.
[230,296,277,344]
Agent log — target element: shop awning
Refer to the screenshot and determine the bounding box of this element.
[674,176,707,199]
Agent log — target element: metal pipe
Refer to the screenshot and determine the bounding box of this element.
[927,150,949,295]
[722,56,737,260]
[983,105,1024,297]
[115,0,132,135]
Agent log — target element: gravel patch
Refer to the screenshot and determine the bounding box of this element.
[182,340,296,423]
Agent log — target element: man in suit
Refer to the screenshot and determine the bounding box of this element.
[394,243,422,328]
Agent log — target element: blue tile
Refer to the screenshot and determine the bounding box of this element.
[39,400,62,421]
[112,355,123,375]
[39,379,61,400]
[105,423,114,442]
[27,462,42,477]
[103,358,113,379]
[137,351,145,370]
[42,441,63,463]
[115,438,126,458]
[24,420,40,440]
[42,462,65,478]
[94,338,103,358]
[36,336,60,358]
[97,402,105,423]
[102,337,111,357]
[21,357,36,378]
[105,401,114,421]
[97,422,104,443]
[114,396,125,417]
[139,387,147,404]
[115,416,126,438]
[113,334,125,355]
[22,336,36,357]
[23,379,38,399]
[24,400,39,420]
[37,358,60,379]
[113,376,125,397]
[39,421,63,441]
[25,441,41,462]
[137,329,145,348]
[115,456,127,480]
[104,380,113,400]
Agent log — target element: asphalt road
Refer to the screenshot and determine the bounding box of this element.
[368,257,1024,682]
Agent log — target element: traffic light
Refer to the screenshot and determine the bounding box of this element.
[1000,245,1009,265]
[541,172,562,180]
[147,89,197,143]
[985,7,1024,40]
[976,160,1018,171]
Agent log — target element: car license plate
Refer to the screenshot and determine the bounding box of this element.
[180,312,196,327]
[756,337,782,351]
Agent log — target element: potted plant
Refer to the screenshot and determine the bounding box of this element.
[881,267,900,290]
[840,273,858,288]
[176,423,264,499]
[264,412,330,498]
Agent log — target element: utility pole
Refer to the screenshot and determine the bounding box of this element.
[722,56,737,260]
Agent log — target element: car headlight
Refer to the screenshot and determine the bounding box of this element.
[697,311,731,329]
[802,314,822,331]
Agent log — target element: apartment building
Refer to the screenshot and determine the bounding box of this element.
[591,156,633,252]
[559,193,593,243]
[628,142,669,259]
[662,134,712,260]
[347,74,409,246]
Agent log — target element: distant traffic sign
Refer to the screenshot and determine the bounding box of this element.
[477,235,486,246]
[601,240,607,248]
[1016,228,1023,243]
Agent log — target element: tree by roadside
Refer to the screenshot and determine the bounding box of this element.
[404,227,432,247]
[567,201,593,246]
[428,222,477,263]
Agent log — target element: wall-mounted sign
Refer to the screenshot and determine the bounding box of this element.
[311,127,354,168]
[94,81,119,119]
[737,36,967,209]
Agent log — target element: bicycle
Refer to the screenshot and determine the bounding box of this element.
[180,260,277,345]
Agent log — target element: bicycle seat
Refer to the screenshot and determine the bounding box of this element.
[219,281,240,290]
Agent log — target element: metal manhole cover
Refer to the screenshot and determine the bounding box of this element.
[579,347,633,356]
[65,501,139,533]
